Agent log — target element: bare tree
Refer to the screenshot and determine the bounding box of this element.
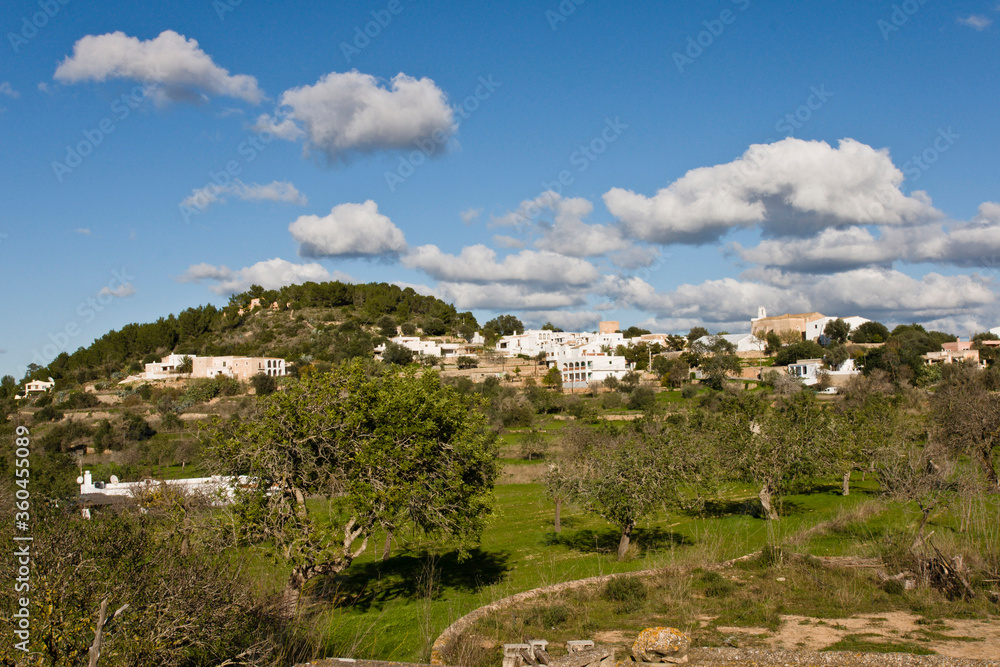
[931,363,1000,492]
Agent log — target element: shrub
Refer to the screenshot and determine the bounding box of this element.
[627,386,657,411]
[681,385,698,399]
[250,373,278,396]
[602,576,647,613]
[56,391,100,410]
[32,404,63,424]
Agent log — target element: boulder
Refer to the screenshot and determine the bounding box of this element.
[631,627,690,664]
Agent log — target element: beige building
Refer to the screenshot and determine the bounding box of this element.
[599,320,620,334]
[192,356,286,380]
[750,307,825,341]
[144,354,286,381]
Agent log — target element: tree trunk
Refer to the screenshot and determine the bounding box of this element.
[617,521,634,561]
[554,496,562,534]
[976,450,1000,493]
[842,470,851,496]
[758,486,779,520]
[381,531,392,562]
[281,566,309,618]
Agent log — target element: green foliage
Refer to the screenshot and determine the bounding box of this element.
[55,390,100,410]
[601,576,647,612]
[400,321,417,336]
[204,361,502,612]
[861,324,956,384]
[622,326,651,338]
[382,341,415,366]
[483,314,524,339]
[765,331,783,355]
[851,321,890,344]
[542,365,563,388]
[456,355,478,369]
[251,372,278,396]
[823,318,851,344]
[179,376,241,409]
[0,509,288,666]
[422,317,447,336]
[627,386,657,411]
[377,314,397,337]
[33,404,64,424]
[773,341,825,366]
[687,326,710,343]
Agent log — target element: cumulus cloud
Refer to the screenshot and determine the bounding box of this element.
[604,138,942,245]
[603,267,994,326]
[181,180,307,211]
[0,82,19,98]
[403,244,600,287]
[260,70,455,162]
[54,30,263,104]
[289,200,407,258]
[434,282,590,311]
[98,283,135,298]
[957,15,993,30]
[491,191,645,262]
[733,202,1000,271]
[524,311,602,331]
[178,258,348,295]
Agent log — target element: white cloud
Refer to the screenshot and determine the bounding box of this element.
[177,258,348,295]
[604,138,943,245]
[434,282,590,311]
[54,30,263,104]
[524,310,602,331]
[290,200,406,258]
[37,82,50,94]
[733,202,1000,271]
[74,228,92,236]
[603,268,994,327]
[492,235,526,249]
[181,180,307,210]
[957,15,993,30]
[98,283,135,298]
[460,207,483,224]
[0,82,19,98]
[263,70,456,161]
[402,244,600,287]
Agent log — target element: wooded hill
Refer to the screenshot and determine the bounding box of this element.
[21,281,478,387]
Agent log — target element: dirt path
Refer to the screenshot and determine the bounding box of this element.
[713,611,999,659]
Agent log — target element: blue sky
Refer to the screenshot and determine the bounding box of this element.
[2,0,999,378]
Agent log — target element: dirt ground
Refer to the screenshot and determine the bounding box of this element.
[711,611,1000,660]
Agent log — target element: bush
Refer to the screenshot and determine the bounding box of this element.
[602,576,647,613]
[32,404,63,424]
[250,372,278,396]
[681,385,698,399]
[0,509,290,666]
[627,386,656,411]
[601,391,623,410]
[56,391,100,410]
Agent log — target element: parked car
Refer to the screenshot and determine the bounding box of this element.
[818,387,838,395]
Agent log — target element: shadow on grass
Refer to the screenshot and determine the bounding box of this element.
[543,526,692,554]
[313,547,513,611]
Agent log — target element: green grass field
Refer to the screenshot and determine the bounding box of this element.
[247,473,997,664]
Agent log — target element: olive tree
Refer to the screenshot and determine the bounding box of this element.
[205,361,501,616]
[554,421,715,559]
[715,392,832,519]
[932,363,1000,492]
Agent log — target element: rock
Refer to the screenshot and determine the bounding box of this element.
[631,628,690,664]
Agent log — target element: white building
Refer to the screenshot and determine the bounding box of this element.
[375,336,473,360]
[143,354,286,380]
[143,354,194,378]
[555,350,632,390]
[805,316,871,342]
[24,378,55,394]
[787,357,860,386]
